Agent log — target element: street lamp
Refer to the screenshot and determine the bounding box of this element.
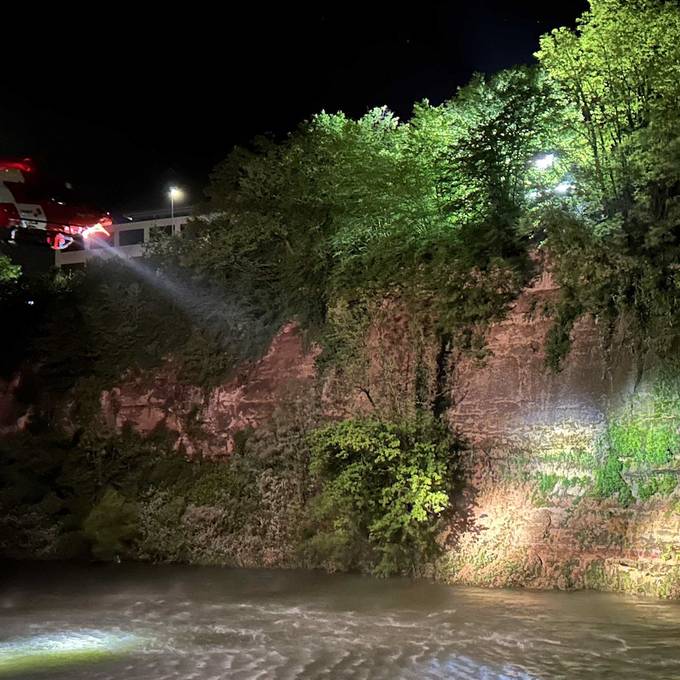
[168,186,184,219]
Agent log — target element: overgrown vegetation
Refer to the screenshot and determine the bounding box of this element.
[4,1,678,395]
[536,0,680,369]
[2,0,680,589]
[514,376,680,507]
[0,414,460,577]
[152,67,554,366]
[594,376,680,503]
[0,419,313,565]
[0,253,20,285]
[304,418,459,576]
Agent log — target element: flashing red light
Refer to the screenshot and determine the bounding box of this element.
[50,233,74,251]
[0,158,34,174]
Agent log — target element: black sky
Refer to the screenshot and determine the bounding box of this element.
[1,1,588,214]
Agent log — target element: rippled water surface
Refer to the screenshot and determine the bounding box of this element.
[1,562,680,679]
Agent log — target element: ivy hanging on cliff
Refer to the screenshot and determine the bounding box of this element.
[148,66,572,396]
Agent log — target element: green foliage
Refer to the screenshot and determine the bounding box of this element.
[531,472,560,506]
[530,472,590,506]
[0,252,279,429]
[505,378,680,507]
[0,254,20,284]
[537,0,680,209]
[542,209,680,370]
[536,472,559,495]
[536,0,680,367]
[638,475,677,501]
[83,488,138,560]
[595,378,680,503]
[608,416,678,468]
[441,67,567,228]
[0,407,317,566]
[154,73,553,364]
[594,449,634,505]
[305,418,459,577]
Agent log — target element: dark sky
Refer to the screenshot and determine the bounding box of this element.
[1,1,588,214]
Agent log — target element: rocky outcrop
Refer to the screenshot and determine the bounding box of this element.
[100,322,318,456]
[437,271,680,597]
[449,269,636,452]
[86,271,680,596]
[442,478,680,597]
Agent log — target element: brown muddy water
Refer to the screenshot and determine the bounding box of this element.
[1,562,679,679]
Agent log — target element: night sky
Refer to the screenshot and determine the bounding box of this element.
[1,1,588,215]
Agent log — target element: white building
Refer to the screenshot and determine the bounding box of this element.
[55,215,189,269]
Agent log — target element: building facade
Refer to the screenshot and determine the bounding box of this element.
[55,216,189,269]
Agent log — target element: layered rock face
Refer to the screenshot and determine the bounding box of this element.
[450,269,635,452]
[443,272,680,597]
[99,322,318,456]
[447,481,680,597]
[33,271,678,596]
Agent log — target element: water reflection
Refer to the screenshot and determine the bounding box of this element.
[0,630,142,676]
[1,563,679,679]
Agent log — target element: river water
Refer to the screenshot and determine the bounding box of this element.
[1,562,680,679]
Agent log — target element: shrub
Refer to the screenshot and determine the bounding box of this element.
[83,487,138,560]
[305,417,460,576]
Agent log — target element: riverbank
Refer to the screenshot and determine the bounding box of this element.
[3,423,680,600]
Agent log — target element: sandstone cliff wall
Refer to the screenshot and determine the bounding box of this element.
[87,270,680,596]
[4,270,673,595]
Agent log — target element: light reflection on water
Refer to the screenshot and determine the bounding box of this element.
[1,563,680,679]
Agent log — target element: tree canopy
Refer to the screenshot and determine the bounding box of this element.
[536,0,680,367]
[8,0,680,394]
[154,65,568,361]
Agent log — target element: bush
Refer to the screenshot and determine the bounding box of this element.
[83,488,138,560]
[305,417,460,576]
[0,418,315,567]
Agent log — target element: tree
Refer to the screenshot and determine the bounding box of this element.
[536,0,680,368]
[441,67,566,229]
[537,0,680,216]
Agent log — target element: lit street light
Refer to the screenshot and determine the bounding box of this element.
[168,186,184,219]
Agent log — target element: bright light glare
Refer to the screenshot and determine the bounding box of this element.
[82,223,110,240]
[533,153,556,171]
[168,186,184,201]
[554,181,573,195]
[0,630,142,676]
